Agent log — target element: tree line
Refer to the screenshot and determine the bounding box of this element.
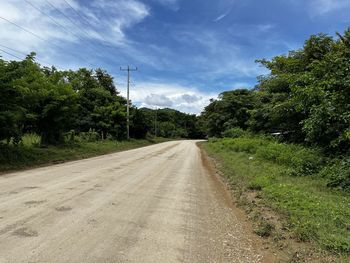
[0,53,204,146]
[200,27,350,154]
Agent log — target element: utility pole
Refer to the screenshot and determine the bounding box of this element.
[120,65,137,140]
[154,107,157,137]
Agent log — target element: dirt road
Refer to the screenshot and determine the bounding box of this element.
[0,141,271,263]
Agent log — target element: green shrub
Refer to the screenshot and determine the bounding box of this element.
[248,181,263,191]
[220,137,269,154]
[64,130,76,144]
[21,133,41,147]
[320,158,350,191]
[293,219,317,242]
[254,221,274,237]
[256,142,323,176]
[80,129,100,142]
[219,137,324,176]
[221,127,245,138]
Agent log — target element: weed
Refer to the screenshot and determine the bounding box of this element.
[254,221,275,237]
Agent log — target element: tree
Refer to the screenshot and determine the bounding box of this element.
[201,89,256,137]
[15,57,78,144]
[0,57,24,144]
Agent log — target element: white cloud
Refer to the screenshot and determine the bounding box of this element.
[213,13,228,22]
[0,0,149,67]
[309,0,350,15]
[213,8,232,22]
[119,82,218,114]
[181,94,201,103]
[145,94,173,107]
[92,0,149,43]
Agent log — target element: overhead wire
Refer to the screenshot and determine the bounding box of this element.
[45,0,93,40]
[62,0,98,37]
[60,0,124,54]
[0,15,95,68]
[0,48,23,60]
[25,0,105,62]
[25,0,76,37]
[0,16,46,42]
[1,0,124,70]
[0,43,63,69]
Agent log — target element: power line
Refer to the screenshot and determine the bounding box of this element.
[54,0,119,52]
[25,0,74,37]
[0,44,31,57]
[0,16,46,42]
[25,0,103,59]
[62,0,96,33]
[45,0,92,40]
[0,48,23,60]
[0,15,94,68]
[120,66,138,140]
[0,44,60,69]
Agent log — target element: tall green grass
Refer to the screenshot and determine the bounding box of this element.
[0,137,169,172]
[204,137,350,255]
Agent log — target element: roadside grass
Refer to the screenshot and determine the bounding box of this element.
[0,138,170,173]
[203,137,350,259]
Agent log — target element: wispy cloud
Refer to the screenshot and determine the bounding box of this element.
[213,10,231,22]
[172,28,268,78]
[309,0,350,15]
[0,0,150,67]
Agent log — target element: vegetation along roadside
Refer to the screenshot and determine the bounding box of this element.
[202,135,350,262]
[0,134,170,173]
[198,27,350,262]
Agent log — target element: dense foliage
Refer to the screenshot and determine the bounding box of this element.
[0,54,203,146]
[201,27,350,153]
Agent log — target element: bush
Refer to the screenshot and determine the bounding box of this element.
[319,158,350,191]
[256,142,323,176]
[254,221,274,237]
[221,127,245,138]
[64,130,76,144]
[20,133,41,147]
[220,137,269,154]
[79,129,100,142]
[216,136,324,176]
[0,143,35,165]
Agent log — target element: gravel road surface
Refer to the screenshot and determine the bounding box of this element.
[0,140,272,263]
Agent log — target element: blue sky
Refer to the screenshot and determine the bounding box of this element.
[1,0,350,113]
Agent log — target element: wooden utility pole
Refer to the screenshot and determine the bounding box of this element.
[120,66,137,140]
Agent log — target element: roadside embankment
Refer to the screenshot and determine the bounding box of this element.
[202,137,350,262]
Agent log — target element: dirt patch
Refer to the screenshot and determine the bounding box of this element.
[55,206,72,212]
[24,200,46,206]
[87,218,98,228]
[13,227,38,238]
[197,142,279,262]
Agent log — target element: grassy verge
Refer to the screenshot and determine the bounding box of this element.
[0,138,170,173]
[203,137,350,261]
